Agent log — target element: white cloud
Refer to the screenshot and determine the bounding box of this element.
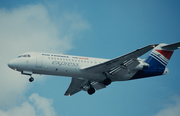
[153,96,180,116]
[0,2,89,112]
[0,93,55,116]
[29,93,55,116]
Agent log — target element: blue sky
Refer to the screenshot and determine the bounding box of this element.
[0,0,180,116]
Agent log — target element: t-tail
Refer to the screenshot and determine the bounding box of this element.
[132,42,180,79]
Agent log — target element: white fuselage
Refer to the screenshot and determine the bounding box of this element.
[8,52,142,81]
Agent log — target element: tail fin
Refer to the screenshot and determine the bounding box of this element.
[145,42,180,68]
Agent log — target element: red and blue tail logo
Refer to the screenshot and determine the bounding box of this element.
[145,48,174,68]
[132,42,180,79]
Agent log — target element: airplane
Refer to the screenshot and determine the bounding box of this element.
[8,42,180,96]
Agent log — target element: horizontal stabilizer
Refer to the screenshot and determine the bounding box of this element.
[162,42,180,50]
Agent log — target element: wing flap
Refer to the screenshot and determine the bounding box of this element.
[112,60,140,81]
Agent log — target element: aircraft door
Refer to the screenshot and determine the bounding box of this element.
[36,52,42,68]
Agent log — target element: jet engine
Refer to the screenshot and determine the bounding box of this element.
[134,63,149,70]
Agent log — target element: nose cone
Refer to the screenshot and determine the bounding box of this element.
[8,59,17,69]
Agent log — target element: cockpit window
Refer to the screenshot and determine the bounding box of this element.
[17,54,31,58]
[17,55,23,58]
[23,55,28,57]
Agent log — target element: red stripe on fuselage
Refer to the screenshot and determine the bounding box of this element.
[155,49,173,60]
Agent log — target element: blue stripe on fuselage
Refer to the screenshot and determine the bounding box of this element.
[150,53,167,66]
[145,55,165,68]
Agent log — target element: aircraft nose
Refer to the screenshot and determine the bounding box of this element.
[8,60,17,69]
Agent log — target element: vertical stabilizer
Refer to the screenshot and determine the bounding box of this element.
[132,42,180,79]
[145,43,174,68]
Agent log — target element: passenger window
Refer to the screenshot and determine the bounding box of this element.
[57,58,59,60]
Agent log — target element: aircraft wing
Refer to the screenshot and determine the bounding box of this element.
[64,78,88,96]
[64,78,106,96]
[83,44,157,73]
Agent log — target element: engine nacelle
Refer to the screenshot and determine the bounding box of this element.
[134,63,149,70]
